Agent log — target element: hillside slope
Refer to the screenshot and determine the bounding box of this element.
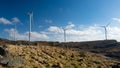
[0,45,118,68]
[63,40,120,59]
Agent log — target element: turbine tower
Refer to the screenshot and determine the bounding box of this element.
[100,23,111,40]
[62,28,67,42]
[14,22,16,42]
[28,12,33,42]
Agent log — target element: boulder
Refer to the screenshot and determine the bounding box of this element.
[0,57,10,66]
[0,57,24,67]
[0,47,7,56]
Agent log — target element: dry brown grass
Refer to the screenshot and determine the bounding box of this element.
[0,45,118,68]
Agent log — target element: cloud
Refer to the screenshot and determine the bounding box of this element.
[4,21,120,42]
[107,27,120,39]
[0,17,21,25]
[47,25,104,42]
[0,17,12,24]
[45,19,52,23]
[112,18,120,22]
[12,17,20,23]
[46,22,120,42]
[65,21,75,29]
[4,28,27,40]
[5,28,49,41]
[48,26,62,34]
[25,32,49,40]
[47,22,75,34]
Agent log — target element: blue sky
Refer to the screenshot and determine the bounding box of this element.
[1,0,120,42]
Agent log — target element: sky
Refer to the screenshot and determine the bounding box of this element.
[1,0,120,42]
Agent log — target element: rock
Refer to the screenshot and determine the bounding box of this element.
[2,44,8,49]
[7,57,24,67]
[0,57,24,67]
[0,47,7,56]
[0,57,10,66]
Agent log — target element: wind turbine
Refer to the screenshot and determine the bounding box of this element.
[100,23,111,40]
[62,27,67,43]
[14,22,16,45]
[28,12,33,42]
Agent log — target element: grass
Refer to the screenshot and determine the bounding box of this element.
[0,44,118,68]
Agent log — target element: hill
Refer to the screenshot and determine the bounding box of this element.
[2,45,120,68]
[62,40,120,59]
[0,38,120,67]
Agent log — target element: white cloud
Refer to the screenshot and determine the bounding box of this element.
[46,22,120,42]
[47,25,104,42]
[12,17,20,23]
[45,19,52,23]
[48,26,62,34]
[4,28,27,40]
[65,21,75,29]
[107,27,120,40]
[65,26,103,41]
[0,17,12,24]
[112,18,120,22]
[5,28,49,41]
[4,21,120,42]
[0,17,21,25]
[25,32,49,40]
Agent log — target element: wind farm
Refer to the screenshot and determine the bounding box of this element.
[0,0,120,68]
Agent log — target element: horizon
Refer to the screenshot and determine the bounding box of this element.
[0,37,117,43]
[1,0,120,42]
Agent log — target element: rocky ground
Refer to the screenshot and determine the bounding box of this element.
[0,45,119,68]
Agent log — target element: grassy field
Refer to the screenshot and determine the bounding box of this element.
[0,44,118,68]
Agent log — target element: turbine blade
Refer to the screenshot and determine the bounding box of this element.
[106,22,111,27]
[98,26,105,28]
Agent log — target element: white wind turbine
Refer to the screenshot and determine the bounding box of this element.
[100,23,111,40]
[28,12,33,42]
[14,22,16,42]
[62,27,67,42]
[12,18,19,44]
